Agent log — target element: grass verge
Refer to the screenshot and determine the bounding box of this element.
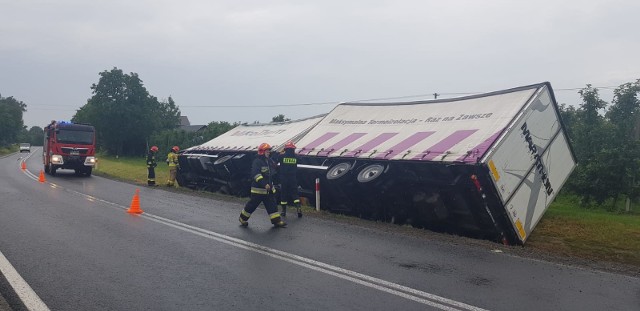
[526,195,640,267]
[94,154,171,185]
[0,145,18,156]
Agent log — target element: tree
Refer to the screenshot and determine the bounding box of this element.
[0,94,27,146]
[561,81,640,210]
[604,80,640,210]
[563,85,613,205]
[148,120,238,155]
[202,121,237,139]
[27,126,44,146]
[73,68,181,155]
[271,114,290,123]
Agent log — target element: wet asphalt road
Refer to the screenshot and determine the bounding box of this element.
[0,149,638,311]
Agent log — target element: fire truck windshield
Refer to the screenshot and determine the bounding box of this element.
[56,129,94,145]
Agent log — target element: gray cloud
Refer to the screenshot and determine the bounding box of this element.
[1,0,637,128]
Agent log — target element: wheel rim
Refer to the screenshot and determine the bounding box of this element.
[326,162,352,180]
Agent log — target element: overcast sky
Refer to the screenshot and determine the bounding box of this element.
[2,0,638,128]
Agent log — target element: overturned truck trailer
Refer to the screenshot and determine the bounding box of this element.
[294,82,576,244]
[177,115,325,196]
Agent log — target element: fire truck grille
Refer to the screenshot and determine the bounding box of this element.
[61,147,89,155]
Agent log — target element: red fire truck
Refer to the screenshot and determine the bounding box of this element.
[43,121,97,176]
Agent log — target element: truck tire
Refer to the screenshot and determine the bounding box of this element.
[49,164,57,176]
[326,162,353,180]
[84,167,92,176]
[356,164,386,183]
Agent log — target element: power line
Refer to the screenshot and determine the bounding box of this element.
[23,84,622,109]
[181,101,339,108]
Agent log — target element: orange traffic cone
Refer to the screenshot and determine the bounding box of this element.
[21,161,26,170]
[38,170,46,183]
[127,189,143,214]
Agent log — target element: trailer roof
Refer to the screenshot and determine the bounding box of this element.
[295,83,550,163]
[191,114,326,152]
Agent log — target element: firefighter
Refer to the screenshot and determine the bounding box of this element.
[239,143,287,228]
[166,146,180,187]
[147,145,159,186]
[277,141,302,218]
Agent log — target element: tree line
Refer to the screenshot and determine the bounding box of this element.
[2,69,638,211]
[558,79,640,211]
[0,94,43,146]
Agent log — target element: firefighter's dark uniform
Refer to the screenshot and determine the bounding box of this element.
[239,154,286,227]
[147,150,158,186]
[278,148,301,217]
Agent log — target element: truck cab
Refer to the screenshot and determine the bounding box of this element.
[43,121,97,176]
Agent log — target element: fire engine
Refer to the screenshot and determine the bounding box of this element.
[43,121,97,176]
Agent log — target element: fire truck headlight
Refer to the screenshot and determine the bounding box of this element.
[85,156,96,166]
[51,155,64,164]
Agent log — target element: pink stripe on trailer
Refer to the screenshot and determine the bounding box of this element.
[374,131,435,159]
[456,128,506,163]
[413,129,478,161]
[317,133,367,156]
[343,133,398,158]
[298,132,339,155]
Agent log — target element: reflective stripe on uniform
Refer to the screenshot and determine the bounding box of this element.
[251,187,268,194]
[241,210,252,217]
[269,212,281,219]
[283,157,296,164]
[254,174,263,182]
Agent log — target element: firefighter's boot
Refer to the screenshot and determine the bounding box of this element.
[270,213,287,228]
[273,220,287,228]
[296,203,302,218]
[239,210,251,227]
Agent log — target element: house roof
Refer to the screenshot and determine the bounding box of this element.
[179,116,191,126]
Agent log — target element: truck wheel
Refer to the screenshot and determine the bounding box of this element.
[357,164,386,183]
[84,167,92,176]
[326,162,353,180]
[50,164,57,176]
[44,164,50,174]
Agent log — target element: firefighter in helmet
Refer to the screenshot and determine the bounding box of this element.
[147,146,159,186]
[239,143,287,228]
[277,141,302,217]
[166,146,180,187]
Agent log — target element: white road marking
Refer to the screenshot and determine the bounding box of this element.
[19,159,489,311]
[0,251,50,311]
